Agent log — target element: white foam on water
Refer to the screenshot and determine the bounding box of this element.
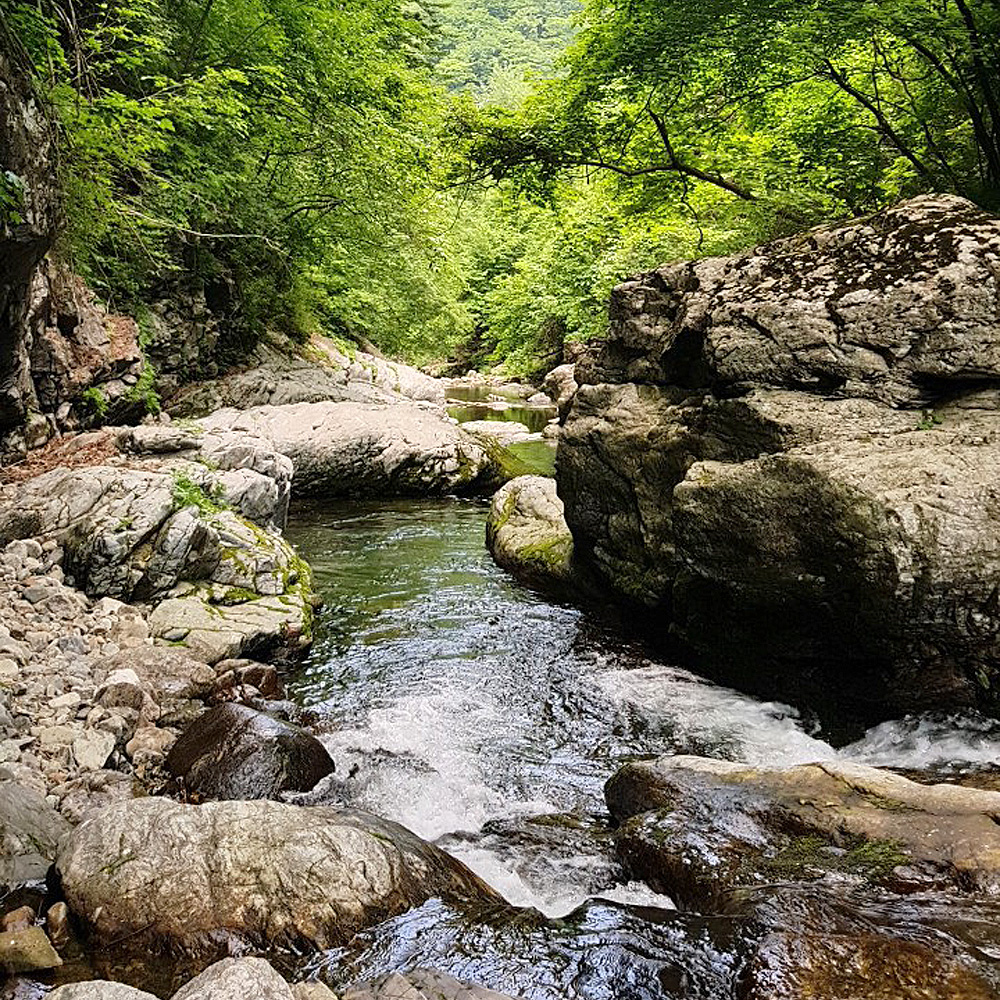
[595,663,838,767]
[840,713,1000,770]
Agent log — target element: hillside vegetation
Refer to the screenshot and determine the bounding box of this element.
[5,0,999,378]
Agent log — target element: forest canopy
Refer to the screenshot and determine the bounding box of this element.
[4,0,998,377]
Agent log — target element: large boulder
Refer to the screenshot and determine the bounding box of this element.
[0,779,72,890]
[0,464,314,663]
[57,798,501,957]
[541,364,577,422]
[606,755,1000,906]
[166,704,335,800]
[486,476,575,592]
[199,401,502,498]
[560,195,1000,712]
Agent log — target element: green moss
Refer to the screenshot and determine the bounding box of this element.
[518,534,572,569]
[762,834,909,883]
[216,587,259,606]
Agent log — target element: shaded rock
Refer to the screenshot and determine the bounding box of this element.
[100,647,216,711]
[199,401,501,498]
[559,195,1000,712]
[0,778,72,889]
[0,925,61,972]
[486,476,575,592]
[166,703,334,800]
[46,901,70,949]
[57,798,502,956]
[541,363,577,422]
[606,756,1000,906]
[343,970,525,1000]
[2,905,34,931]
[172,958,293,1000]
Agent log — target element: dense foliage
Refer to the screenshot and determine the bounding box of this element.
[4,0,997,377]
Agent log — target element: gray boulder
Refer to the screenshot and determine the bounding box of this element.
[486,476,574,592]
[172,958,294,1000]
[0,779,72,890]
[199,401,501,498]
[166,703,335,800]
[344,969,525,1000]
[560,195,1000,711]
[57,798,501,956]
[48,985,158,1000]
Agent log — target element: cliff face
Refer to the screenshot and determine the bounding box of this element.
[0,24,144,455]
[0,20,59,438]
[558,195,1000,714]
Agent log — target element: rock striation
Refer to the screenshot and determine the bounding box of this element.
[559,194,1000,712]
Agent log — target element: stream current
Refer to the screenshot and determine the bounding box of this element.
[284,493,1000,997]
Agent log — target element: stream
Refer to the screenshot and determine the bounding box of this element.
[283,485,1000,997]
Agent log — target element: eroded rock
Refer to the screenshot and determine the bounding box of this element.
[486,476,574,592]
[57,798,502,957]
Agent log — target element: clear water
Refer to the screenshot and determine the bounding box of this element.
[282,496,1000,997]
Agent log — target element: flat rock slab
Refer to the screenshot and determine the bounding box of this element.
[199,401,498,498]
[607,755,1000,905]
[57,798,501,957]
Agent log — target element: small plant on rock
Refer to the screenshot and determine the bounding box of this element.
[170,471,228,517]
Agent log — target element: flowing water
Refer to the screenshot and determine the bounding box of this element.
[284,495,1000,997]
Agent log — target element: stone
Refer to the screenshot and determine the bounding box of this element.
[48,984,158,1000]
[0,925,62,972]
[171,958,294,1000]
[57,798,502,957]
[95,669,149,713]
[460,420,533,444]
[166,703,334,800]
[46,901,70,949]
[149,589,312,665]
[125,726,176,760]
[2,905,35,931]
[559,194,1000,712]
[292,985,339,1000]
[541,363,577,421]
[606,755,1000,904]
[99,647,216,710]
[73,729,116,770]
[54,770,136,825]
[343,970,525,1000]
[198,400,503,498]
[486,476,575,592]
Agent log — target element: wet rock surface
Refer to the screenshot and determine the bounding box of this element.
[57,798,503,957]
[561,194,1000,713]
[166,703,334,800]
[343,969,526,1000]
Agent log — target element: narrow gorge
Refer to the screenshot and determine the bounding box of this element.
[4,2,1000,999]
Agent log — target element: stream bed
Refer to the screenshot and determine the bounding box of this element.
[284,496,1000,997]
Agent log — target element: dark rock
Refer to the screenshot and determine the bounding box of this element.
[166,703,334,800]
[559,195,1000,712]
